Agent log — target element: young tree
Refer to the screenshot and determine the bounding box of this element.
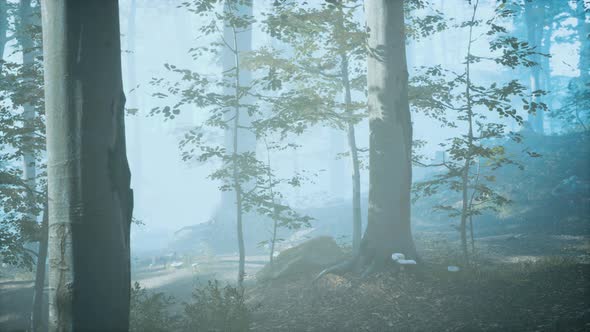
[151,0,313,285]
[253,0,368,254]
[256,138,312,265]
[214,0,257,239]
[41,0,133,330]
[412,0,546,262]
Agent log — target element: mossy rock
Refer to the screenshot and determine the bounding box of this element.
[256,236,345,281]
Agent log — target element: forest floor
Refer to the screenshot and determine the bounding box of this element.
[1,230,589,331]
[247,233,590,331]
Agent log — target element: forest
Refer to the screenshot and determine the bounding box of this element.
[0,0,589,331]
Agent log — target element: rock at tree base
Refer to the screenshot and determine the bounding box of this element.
[256,236,345,281]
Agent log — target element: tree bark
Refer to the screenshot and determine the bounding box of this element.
[41,1,133,330]
[362,0,416,269]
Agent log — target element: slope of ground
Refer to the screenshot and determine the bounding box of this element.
[248,239,590,331]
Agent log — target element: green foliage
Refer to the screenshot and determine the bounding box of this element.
[183,280,250,332]
[130,282,181,332]
[411,1,546,257]
[0,1,45,269]
[405,0,448,40]
[252,0,367,134]
[130,280,251,332]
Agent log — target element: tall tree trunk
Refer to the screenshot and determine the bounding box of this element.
[19,0,37,219]
[524,0,545,134]
[41,1,133,330]
[30,200,48,332]
[335,3,362,255]
[361,0,416,270]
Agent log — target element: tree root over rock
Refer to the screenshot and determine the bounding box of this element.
[313,250,385,282]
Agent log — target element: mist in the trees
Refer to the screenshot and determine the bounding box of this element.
[0,1,588,331]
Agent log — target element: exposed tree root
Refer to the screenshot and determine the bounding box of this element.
[313,250,385,282]
[313,258,356,282]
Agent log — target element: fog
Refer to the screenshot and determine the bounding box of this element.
[1,0,588,331]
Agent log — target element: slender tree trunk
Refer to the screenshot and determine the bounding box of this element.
[524,0,545,134]
[347,122,362,254]
[217,0,255,240]
[361,0,416,271]
[265,143,278,266]
[460,174,470,262]
[269,217,277,265]
[41,1,133,330]
[19,0,37,220]
[30,200,48,332]
[335,3,362,255]
[231,25,246,287]
[233,102,245,286]
[468,161,480,256]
